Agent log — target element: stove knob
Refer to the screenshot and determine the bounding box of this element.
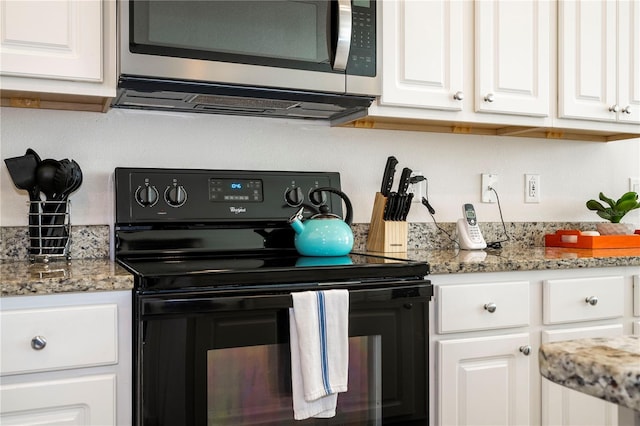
[309,188,327,206]
[165,184,187,207]
[135,185,159,207]
[285,187,304,207]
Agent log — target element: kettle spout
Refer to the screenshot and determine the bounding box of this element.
[288,207,305,235]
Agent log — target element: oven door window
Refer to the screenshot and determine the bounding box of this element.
[131,1,335,73]
[207,336,381,425]
[138,293,428,425]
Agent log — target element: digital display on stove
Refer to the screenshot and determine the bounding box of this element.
[209,178,263,202]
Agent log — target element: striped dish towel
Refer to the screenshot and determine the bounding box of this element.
[289,289,349,420]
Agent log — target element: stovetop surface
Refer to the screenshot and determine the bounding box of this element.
[117,250,430,293]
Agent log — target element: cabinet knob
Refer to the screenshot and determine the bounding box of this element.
[585,296,598,306]
[609,104,620,112]
[484,302,497,313]
[31,335,47,350]
[453,91,464,101]
[622,105,632,115]
[484,93,495,103]
[519,345,531,356]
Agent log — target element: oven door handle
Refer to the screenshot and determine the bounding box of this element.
[140,281,432,315]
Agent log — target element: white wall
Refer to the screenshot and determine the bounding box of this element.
[1,107,639,228]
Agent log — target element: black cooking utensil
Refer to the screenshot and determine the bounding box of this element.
[4,150,42,255]
[380,156,398,197]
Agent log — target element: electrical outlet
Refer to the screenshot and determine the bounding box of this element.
[408,171,426,203]
[481,173,498,203]
[525,174,540,203]
[630,177,640,193]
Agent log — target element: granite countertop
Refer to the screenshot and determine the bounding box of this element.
[539,336,640,412]
[0,259,134,297]
[406,246,640,274]
[1,245,639,297]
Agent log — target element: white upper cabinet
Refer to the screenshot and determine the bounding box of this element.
[1,0,102,82]
[475,0,550,117]
[380,0,464,111]
[0,0,116,109]
[379,0,550,118]
[559,0,640,124]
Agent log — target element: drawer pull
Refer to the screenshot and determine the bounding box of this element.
[484,302,497,313]
[30,335,47,350]
[519,345,531,356]
[585,296,599,306]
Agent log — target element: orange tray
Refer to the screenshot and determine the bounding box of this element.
[545,230,640,249]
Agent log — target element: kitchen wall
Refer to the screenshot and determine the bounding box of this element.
[1,107,639,229]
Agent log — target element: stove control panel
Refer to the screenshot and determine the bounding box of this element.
[115,168,343,223]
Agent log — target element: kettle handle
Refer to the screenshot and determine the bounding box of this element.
[310,187,353,226]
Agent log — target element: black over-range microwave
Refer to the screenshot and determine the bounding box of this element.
[113,0,380,123]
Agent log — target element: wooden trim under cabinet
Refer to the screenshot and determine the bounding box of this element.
[1,89,112,113]
[343,116,640,142]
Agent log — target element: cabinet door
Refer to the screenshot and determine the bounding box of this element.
[559,0,617,121]
[437,333,530,426]
[541,325,622,426]
[380,0,464,110]
[0,0,102,82]
[475,0,550,117]
[0,374,116,425]
[617,0,640,124]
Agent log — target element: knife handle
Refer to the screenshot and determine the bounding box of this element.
[380,156,398,196]
[398,167,412,194]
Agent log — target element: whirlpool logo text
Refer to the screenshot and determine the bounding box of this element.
[229,207,247,214]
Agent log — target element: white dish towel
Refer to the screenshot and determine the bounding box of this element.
[289,289,349,420]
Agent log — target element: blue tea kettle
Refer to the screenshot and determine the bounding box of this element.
[288,187,354,257]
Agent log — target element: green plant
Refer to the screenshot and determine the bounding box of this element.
[586,191,640,223]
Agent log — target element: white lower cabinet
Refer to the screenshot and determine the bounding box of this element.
[431,267,635,426]
[1,374,116,425]
[541,325,622,426]
[438,333,531,426]
[0,291,131,426]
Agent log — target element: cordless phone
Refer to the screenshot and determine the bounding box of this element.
[457,203,487,250]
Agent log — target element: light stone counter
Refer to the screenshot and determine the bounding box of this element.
[404,246,640,274]
[1,259,133,297]
[539,336,640,416]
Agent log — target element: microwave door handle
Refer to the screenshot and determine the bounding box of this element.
[332,0,352,71]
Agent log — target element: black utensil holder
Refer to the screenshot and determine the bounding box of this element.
[28,200,71,262]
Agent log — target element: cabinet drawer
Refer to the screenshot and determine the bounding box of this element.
[437,281,529,333]
[543,276,624,325]
[0,304,118,375]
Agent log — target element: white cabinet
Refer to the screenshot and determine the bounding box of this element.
[1,375,116,426]
[0,291,131,426]
[474,0,550,117]
[376,0,551,126]
[541,325,622,426]
[380,0,464,111]
[433,280,532,425]
[359,0,640,142]
[558,0,640,124]
[438,333,531,426]
[543,276,624,325]
[430,267,636,426]
[0,0,116,111]
[380,0,549,118]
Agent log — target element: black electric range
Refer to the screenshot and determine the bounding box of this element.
[114,168,432,426]
[114,167,430,293]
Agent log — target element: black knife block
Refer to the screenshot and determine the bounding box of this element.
[366,192,408,252]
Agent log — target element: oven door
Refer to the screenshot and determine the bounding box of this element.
[135,281,430,425]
